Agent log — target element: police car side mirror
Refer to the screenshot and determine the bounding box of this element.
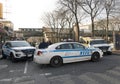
[6,45,10,48]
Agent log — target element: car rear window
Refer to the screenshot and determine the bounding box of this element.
[90,40,107,45]
[11,41,30,47]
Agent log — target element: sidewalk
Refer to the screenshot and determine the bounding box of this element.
[112,50,120,55]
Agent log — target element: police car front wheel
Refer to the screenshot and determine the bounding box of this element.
[1,51,7,59]
[10,53,17,63]
[91,52,100,62]
[50,56,63,67]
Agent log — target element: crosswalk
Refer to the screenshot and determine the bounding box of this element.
[0,76,35,84]
[0,75,49,84]
[48,66,120,84]
[1,66,120,84]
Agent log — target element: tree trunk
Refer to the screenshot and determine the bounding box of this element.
[106,15,109,41]
[74,14,79,42]
[91,17,95,37]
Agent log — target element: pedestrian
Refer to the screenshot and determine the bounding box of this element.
[47,40,52,46]
[38,39,48,49]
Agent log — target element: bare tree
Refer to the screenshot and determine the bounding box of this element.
[110,0,120,17]
[42,12,57,32]
[103,0,115,41]
[96,20,107,38]
[58,8,75,39]
[79,0,104,37]
[42,10,70,42]
[42,12,59,42]
[54,10,68,41]
[65,12,75,39]
[58,0,80,42]
[109,17,120,44]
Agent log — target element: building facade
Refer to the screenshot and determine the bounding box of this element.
[19,28,43,32]
[43,27,73,43]
[0,3,3,19]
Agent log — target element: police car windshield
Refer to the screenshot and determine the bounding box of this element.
[90,40,107,45]
[11,41,30,47]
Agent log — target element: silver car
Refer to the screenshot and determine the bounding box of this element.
[2,40,36,62]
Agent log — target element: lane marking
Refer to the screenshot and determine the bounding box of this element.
[39,73,52,76]
[14,80,35,84]
[0,55,2,58]
[9,70,23,73]
[94,73,120,84]
[0,65,8,70]
[14,76,32,83]
[0,78,12,82]
[24,61,28,74]
[79,74,100,84]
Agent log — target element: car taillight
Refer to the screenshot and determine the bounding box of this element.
[37,51,42,56]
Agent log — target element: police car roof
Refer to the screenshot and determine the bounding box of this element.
[90,38,104,40]
[48,42,81,49]
[7,40,27,43]
[52,42,80,45]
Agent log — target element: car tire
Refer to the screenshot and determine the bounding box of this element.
[28,56,34,61]
[11,53,17,63]
[1,51,7,59]
[50,56,63,67]
[107,51,112,55]
[91,52,100,62]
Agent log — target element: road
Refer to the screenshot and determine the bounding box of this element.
[0,54,120,84]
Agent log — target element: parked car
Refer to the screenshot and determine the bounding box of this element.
[80,37,113,55]
[2,40,36,62]
[34,42,103,67]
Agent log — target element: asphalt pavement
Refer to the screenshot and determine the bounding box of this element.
[1,54,120,84]
[1,49,120,84]
[0,49,2,59]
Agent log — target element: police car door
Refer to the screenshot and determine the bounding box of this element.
[58,43,77,63]
[3,42,11,56]
[73,43,91,61]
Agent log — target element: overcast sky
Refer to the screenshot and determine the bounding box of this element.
[0,0,58,30]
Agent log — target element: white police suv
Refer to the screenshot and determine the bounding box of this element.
[34,42,103,67]
[80,37,113,55]
[2,41,36,62]
[87,39,113,55]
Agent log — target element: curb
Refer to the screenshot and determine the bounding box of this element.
[112,50,120,55]
[0,55,2,59]
[112,53,120,55]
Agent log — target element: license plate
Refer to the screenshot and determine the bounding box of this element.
[103,50,107,52]
[27,54,33,57]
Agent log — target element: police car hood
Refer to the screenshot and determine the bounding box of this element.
[11,46,35,50]
[37,48,53,51]
[87,47,102,52]
[90,44,110,47]
[87,47,98,50]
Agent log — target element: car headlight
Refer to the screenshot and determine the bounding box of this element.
[93,48,101,52]
[14,50,21,52]
[98,49,102,52]
[108,46,114,51]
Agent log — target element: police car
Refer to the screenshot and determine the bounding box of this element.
[80,37,113,55]
[87,39,113,54]
[34,42,103,67]
[2,41,36,62]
